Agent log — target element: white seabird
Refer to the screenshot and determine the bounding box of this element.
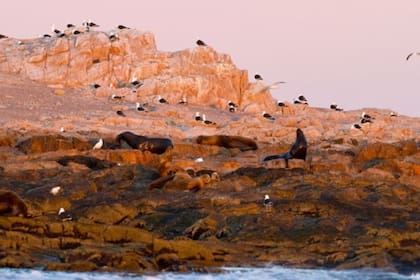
[92,138,103,150]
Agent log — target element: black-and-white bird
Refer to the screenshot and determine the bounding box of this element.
[390,111,398,117]
[228,100,238,108]
[40,33,52,38]
[108,32,119,41]
[360,112,374,123]
[136,102,145,111]
[406,52,420,61]
[277,100,287,107]
[262,111,275,120]
[330,103,343,111]
[88,20,99,27]
[178,97,188,105]
[116,110,126,117]
[50,186,62,196]
[130,78,143,88]
[111,94,123,100]
[0,34,8,39]
[196,38,207,46]
[117,24,130,30]
[92,138,103,150]
[294,95,308,105]
[66,24,75,28]
[157,95,168,104]
[229,105,236,112]
[51,24,61,35]
[58,208,73,222]
[256,81,286,94]
[351,123,362,130]
[263,194,273,207]
[194,112,202,121]
[90,83,101,89]
[72,30,81,35]
[202,114,216,125]
[254,73,263,81]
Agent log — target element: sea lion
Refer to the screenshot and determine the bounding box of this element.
[116,131,173,155]
[0,190,29,217]
[263,128,307,168]
[196,135,258,152]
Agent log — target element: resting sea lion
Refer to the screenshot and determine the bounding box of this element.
[116,131,173,155]
[196,135,258,152]
[0,190,29,217]
[263,128,307,168]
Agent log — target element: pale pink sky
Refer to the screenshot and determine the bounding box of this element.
[2,0,420,116]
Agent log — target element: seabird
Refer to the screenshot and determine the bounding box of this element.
[51,24,61,35]
[406,52,420,61]
[40,34,52,38]
[330,103,343,111]
[130,78,143,88]
[136,102,145,111]
[361,112,373,120]
[277,100,287,107]
[87,20,99,27]
[108,32,119,41]
[117,24,130,29]
[92,138,103,149]
[351,123,362,130]
[229,105,236,112]
[111,94,123,100]
[72,29,81,35]
[263,194,273,207]
[202,114,216,125]
[90,83,101,89]
[157,95,168,104]
[390,111,398,117]
[116,110,126,117]
[294,95,308,105]
[58,208,73,222]
[60,127,65,133]
[194,112,202,121]
[262,111,275,120]
[256,81,286,93]
[228,100,238,108]
[254,73,263,81]
[67,24,75,28]
[196,38,207,46]
[0,34,8,39]
[360,111,374,123]
[195,157,204,163]
[178,97,188,105]
[50,186,62,196]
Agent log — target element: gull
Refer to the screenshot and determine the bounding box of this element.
[255,81,286,94]
[50,186,61,196]
[406,52,420,61]
[92,138,103,150]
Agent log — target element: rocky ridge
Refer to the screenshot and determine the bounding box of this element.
[0,28,419,274]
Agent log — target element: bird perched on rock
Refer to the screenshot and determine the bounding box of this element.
[92,138,103,150]
[194,112,202,121]
[360,112,374,123]
[117,24,129,29]
[229,105,236,112]
[111,94,123,100]
[157,95,168,104]
[196,38,207,46]
[254,73,263,81]
[262,111,275,120]
[136,102,146,111]
[330,103,343,111]
[130,78,143,88]
[178,97,188,105]
[116,110,126,117]
[90,83,101,89]
[202,114,216,125]
[294,95,308,105]
[277,100,287,107]
[58,208,73,222]
[351,123,362,130]
[263,194,273,207]
[50,186,62,196]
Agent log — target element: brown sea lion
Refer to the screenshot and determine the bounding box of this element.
[116,131,173,155]
[0,190,29,217]
[263,128,307,168]
[196,135,258,152]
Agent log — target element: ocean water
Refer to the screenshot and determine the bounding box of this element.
[0,267,418,280]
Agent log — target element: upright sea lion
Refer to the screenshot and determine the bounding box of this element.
[0,190,29,217]
[196,135,258,152]
[116,131,173,155]
[263,128,307,168]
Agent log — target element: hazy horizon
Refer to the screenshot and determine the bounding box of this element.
[1,0,419,117]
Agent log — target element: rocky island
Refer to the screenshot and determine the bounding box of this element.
[0,27,418,274]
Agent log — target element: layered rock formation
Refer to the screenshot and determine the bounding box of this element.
[0,28,419,274]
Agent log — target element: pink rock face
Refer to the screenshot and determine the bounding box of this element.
[0,29,277,112]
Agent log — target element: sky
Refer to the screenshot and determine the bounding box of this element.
[1,0,420,117]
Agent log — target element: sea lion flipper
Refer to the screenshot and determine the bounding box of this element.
[262,153,287,162]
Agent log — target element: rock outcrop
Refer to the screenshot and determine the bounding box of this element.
[0,28,419,274]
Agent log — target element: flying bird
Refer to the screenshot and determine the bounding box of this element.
[406,52,420,61]
[256,81,286,94]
